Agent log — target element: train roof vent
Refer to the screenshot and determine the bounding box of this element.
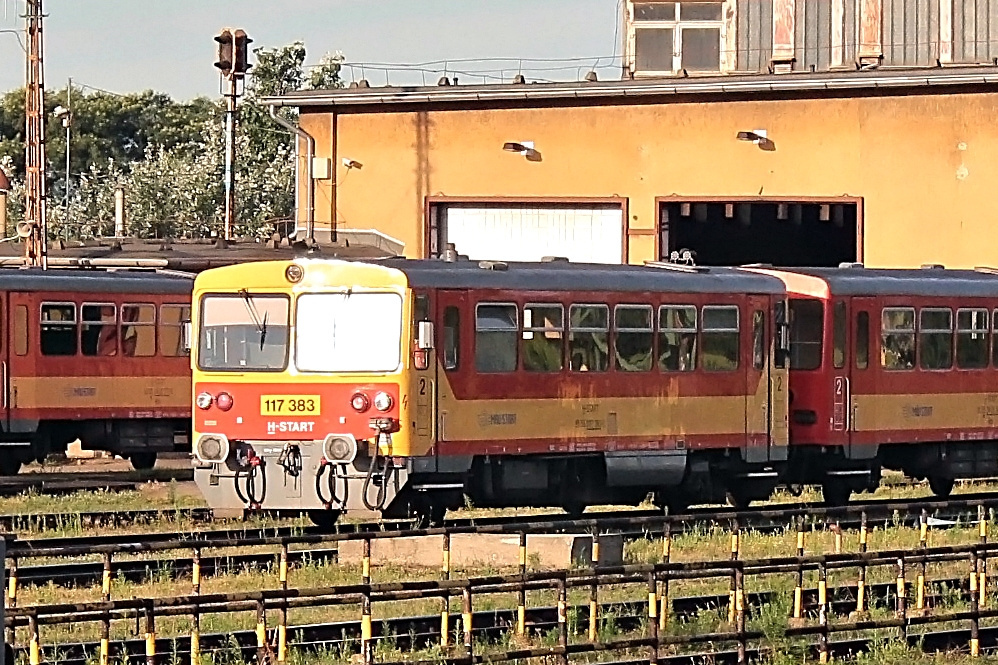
[478,260,508,271]
[643,261,708,274]
[974,266,998,275]
[921,263,945,270]
[541,256,570,263]
[838,262,865,269]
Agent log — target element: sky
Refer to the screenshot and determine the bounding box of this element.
[0,0,622,100]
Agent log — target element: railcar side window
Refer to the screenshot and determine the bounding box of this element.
[14,305,27,356]
[957,308,988,369]
[833,301,847,369]
[919,308,953,370]
[443,306,460,371]
[160,305,192,357]
[40,303,77,356]
[992,309,998,368]
[81,304,117,357]
[856,311,869,369]
[659,305,697,371]
[614,305,653,372]
[569,305,609,372]
[522,304,563,372]
[881,307,915,370]
[701,305,739,371]
[752,310,765,370]
[788,299,822,370]
[121,304,156,357]
[475,304,518,373]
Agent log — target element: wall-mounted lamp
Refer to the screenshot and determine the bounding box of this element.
[736,129,768,143]
[502,141,541,161]
[342,158,363,170]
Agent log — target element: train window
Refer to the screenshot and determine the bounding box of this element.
[993,309,998,368]
[659,305,697,372]
[81,304,117,357]
[701,305,739,371]
[14,305,27,356]
[40,303,77,356]
[856,311,869,369]
[752,310,765,370]
[614,305,653,372]
[957,309,988,369]
[881,307,915,370]
[788,299,822,371]
[833,301,847,369]
[919,308,953,370]
[160,305,192,357]
[522,304,563,372]
[443,306,460,371]
[475,303,518,373]
[569,304,610,372]
[121,304,156,357]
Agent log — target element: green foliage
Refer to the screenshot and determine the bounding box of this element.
[0,39,342,240]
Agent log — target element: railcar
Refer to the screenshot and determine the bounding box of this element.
[755,265,998,504]
[0,267,194,473]
[190,257,791,524]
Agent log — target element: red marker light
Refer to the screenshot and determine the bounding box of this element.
[216,392,234,412]
[351,393,370,413]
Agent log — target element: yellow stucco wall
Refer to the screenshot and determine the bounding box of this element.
[299,91,998,268]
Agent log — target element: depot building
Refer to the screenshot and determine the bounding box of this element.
[262,1,998,269]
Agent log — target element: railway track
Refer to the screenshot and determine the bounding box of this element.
[0,467,194,497]
[13,576,990,665]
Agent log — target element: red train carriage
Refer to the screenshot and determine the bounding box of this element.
[0,268,194,473]
[754,265,998,504]
[191,258,790,524]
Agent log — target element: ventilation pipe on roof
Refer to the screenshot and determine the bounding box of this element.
[268,105,317,244]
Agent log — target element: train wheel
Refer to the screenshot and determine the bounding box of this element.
[308,509,343,529]
[129,452,157,471]
[821,480,851,507]
[0,457,21,476]
[928,475,954,498]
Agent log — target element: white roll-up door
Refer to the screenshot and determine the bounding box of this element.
[441,205,624,264]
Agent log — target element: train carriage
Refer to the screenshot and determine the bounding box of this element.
[191,257,791,524]
[755,265,998,504]
[0,268,194,473]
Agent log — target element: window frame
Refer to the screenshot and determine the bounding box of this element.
[522,303,565,373]
[120,303,157,358]
[80,302,118,357]
[701,304,740,372]
[40,301,78,357]
[956,307,989,370]
[613,304,654,372]
[658,304,698,372]
[442,305,460,371]
[160,303,193,358]
[880,306,916,371]
[569,303,611,373]
[918,307,953,371]
[474,302,519,374]
[630,1,725,76]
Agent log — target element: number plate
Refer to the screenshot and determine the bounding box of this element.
[260,395,321,416]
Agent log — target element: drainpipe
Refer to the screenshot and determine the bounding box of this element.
[268,105,315,243]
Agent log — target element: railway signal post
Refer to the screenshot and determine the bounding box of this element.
[214,28,252,241]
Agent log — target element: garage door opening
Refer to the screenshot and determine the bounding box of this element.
[429,201,625,263]
[659,200,860,267]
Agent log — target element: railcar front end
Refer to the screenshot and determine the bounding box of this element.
[191,260,419,524]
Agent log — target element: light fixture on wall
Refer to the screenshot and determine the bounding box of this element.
[502,141,541,162]
[736,129,768,143]
[342,158,363,170]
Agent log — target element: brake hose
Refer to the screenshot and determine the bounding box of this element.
[315,461,333,508]
[362,432,396,511]
[316,461,351,509]
[235,461,267,509]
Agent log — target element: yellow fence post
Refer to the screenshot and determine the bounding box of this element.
[856,511,868,615]
[588,532,599,642]
[517,531,527,637]
[728,519,740,624]
[660,521,672,632]
[278,543,288,664]
[916,510,927,611]
[818,562,828,664]
[441,532,450,649]
[648,571,659,665]
[256,599,268,665]
[361,536,373,665]
[191,547,202,665]
[979,505,988,608]
[463,584,474,659]
[100,552,112,665]
[793,516,805,620]
[971,550,981,657]
[28,614,39,665]
[144,603,156,665]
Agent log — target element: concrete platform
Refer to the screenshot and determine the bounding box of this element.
[338,532,623,569]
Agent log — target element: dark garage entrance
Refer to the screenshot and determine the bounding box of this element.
[658,199,861,267]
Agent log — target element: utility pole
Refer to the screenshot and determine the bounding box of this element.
[24,0,47,268]
[214,28,252,241]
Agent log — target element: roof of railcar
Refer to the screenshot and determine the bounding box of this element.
[779,267,998,297]
[376,258,785,294]
[0,267,193,295]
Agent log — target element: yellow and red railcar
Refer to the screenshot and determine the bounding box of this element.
[0,268,193,473]
[757,265,998,503]
[191,257,790,524]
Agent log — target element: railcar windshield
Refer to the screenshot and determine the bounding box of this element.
[198,293,290,371]
[296,292,404,373]
[789,298,823,370]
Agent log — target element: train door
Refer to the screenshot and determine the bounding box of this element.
[6,291,34,442]
[769,297,790,459]
[0,290,8,432]
[434,290,467,456]
[848,297,877,459]
[744,296,771,463]
[410,292,436,459]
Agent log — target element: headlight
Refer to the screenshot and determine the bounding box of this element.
[216,392,234,412]
[195,434,230,463]
[373,392,393,412]
[323,434,357,464]
[195,392,213,410]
